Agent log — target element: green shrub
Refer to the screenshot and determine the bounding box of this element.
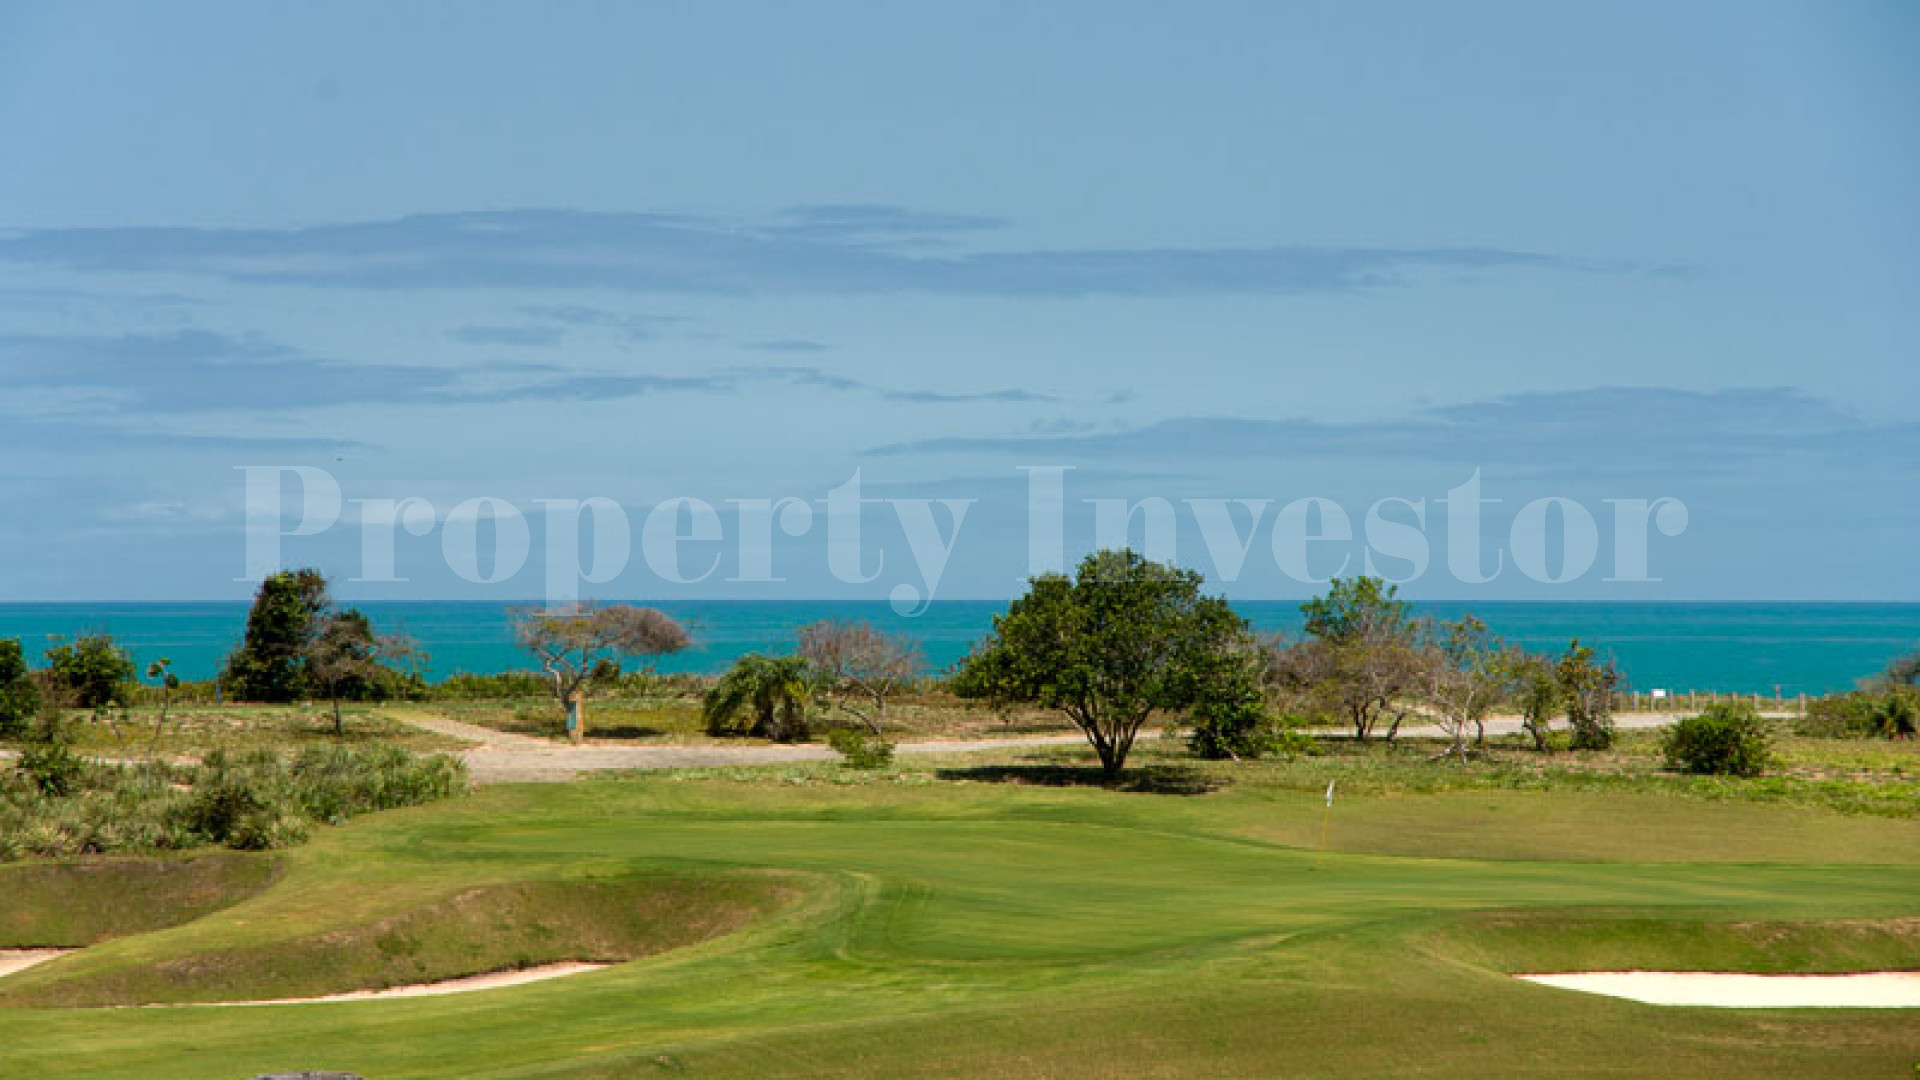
[1798,689,1920,739]
[1871,689,1917,738]
[1663,701,1772,777]
[17,738,89,797]
[1,744,466,861]
[828,727,895,769]
[1187,698,1311,760]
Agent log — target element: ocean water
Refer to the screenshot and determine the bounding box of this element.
[0,600,1914,697]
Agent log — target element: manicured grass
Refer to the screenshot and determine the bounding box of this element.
[0,757,1915,1080]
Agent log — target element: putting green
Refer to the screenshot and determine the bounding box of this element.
[1,773,1915,1079]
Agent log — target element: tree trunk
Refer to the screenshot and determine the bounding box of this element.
[332,695,344,736]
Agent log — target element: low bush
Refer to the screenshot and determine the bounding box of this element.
[1797,689,1920,739]
[429,671,555,699]
[1187,699,1312,761]
[2,745,467,861]
[1663,701,1772,777]
[17,738,90,797]
[828,727,896,769]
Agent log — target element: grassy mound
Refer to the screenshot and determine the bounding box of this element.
[0,853,276,947]
[0,872,798,1008]
[1430,911,1920,975]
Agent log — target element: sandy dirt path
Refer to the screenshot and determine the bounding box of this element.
[407,710,1710,784]
[0,709,1740,783]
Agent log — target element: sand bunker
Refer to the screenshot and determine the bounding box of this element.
[0,950,73,979]
[175,962,608,1006]
[1518,971,1920,1008]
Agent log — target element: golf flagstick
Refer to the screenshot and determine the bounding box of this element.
[1316,780,1334,870]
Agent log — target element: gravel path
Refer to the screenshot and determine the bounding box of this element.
[0,709,1759,784]
[404,710,1715,784]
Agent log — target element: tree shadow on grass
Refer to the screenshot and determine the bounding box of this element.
[587,724,669,740]
[934,763,1223,795]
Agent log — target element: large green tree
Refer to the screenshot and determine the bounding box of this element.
[224,568,329,702]
[44,634,135,712]
[0,637,41,738]
[952,549,1256,781]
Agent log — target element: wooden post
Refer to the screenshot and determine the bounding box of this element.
[565,690,586,745]
[1798,692,1807,713]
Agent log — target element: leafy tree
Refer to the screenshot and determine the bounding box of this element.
[797,619,922,735]
[306,609,422,736]
[1272,576,1423,741]
[513,603,692,724]
[951,549,1256,781]
[224,568,329,702]
[1512,650,1563,752]
[1557,640,1621,750]
[1662,700,1771,776]
[0,637,41,738]
[703,652,815,742]
[44,634,135,712]
[1301,575,1410,642]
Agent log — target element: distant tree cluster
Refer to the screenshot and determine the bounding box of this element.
[1264,576,1624,759]
[223,568,424,733]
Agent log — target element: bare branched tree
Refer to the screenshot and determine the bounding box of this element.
[797,619,923,734]
[1415,615,1508,763]
[513,603,692,719]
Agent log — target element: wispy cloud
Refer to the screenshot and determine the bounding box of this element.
[0,208,1568,297]
[744,338,829,353]
[864,387,1920,473]
[0,329,1059,414]
[514,304,672,340]
[447,324,566,347]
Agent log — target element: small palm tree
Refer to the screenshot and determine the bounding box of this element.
[703,653,814,742]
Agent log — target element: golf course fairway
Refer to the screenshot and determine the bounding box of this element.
[1,771,1916,1079]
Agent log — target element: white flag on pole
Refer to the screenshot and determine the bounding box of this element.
[1325,780,1335,807]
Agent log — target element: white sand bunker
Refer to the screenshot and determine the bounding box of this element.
[1519,971,1920,1008]
[0,949,73,979]
[182,963,609,1007]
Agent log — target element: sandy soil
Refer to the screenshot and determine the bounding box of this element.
[0,949,73,979]
[414,710,1697,783]
[1517,970,1920,1008]
[173,962,610,1007]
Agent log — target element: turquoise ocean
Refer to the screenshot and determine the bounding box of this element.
[1,601,1916,696]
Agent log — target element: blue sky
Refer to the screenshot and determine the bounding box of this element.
[0,1,1915,602]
